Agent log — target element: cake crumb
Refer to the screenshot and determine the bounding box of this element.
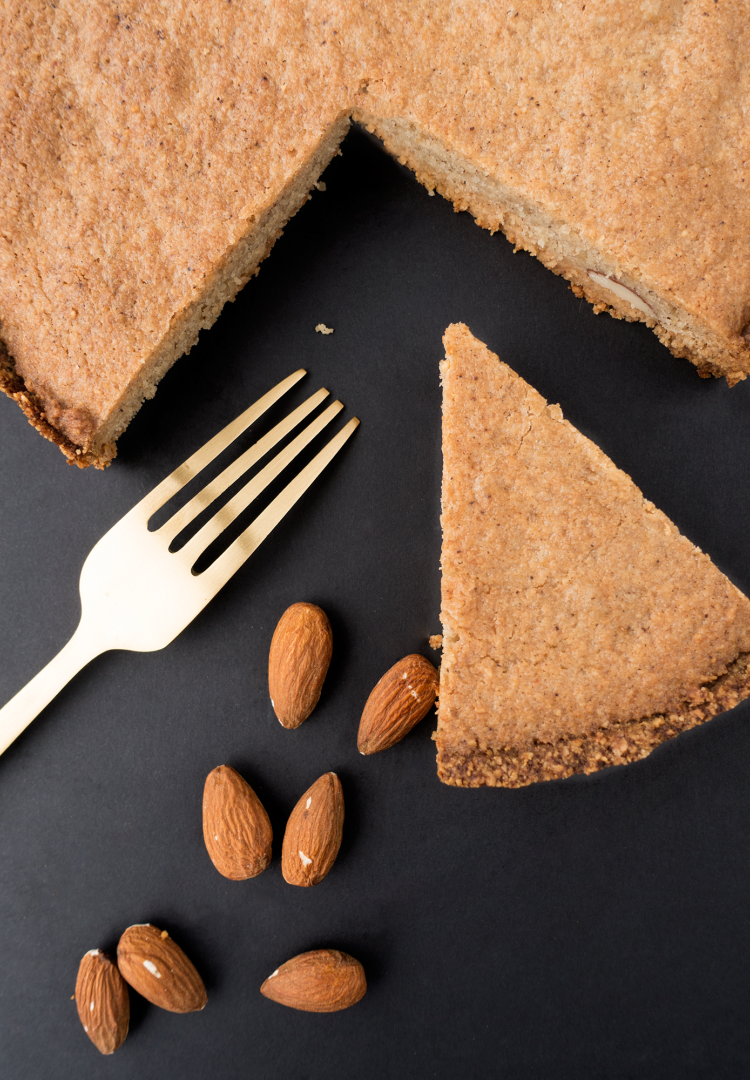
[429,635,443,650]
[314,180,327,191]
[315,323,334,335]
[437,323,750,789]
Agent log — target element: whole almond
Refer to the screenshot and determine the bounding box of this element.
[75,949,129,1055]
[281,772,344,887]
[203,764,273,879]
[117,924,207,1013]
[357,654,439,754]
[260,949,366,1012]
[268,602,333,728]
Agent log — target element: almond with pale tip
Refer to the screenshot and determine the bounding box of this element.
[74,949,129,1055]
[116,924,207,1013]
[358,654,439,754]
[261,949,366,1012]
[281,772,344,886]
[268,602,333,728]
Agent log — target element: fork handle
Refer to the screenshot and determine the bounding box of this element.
[0,624,103,756]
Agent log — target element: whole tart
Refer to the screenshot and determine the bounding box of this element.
[437,323,750,788]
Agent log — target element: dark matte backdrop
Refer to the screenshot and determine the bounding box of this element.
[2,128,750,1080]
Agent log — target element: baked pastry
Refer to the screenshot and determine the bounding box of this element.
[437,323,750,787]
[0,2,354,466]
[355,0,750,386]
[2,3,750,466]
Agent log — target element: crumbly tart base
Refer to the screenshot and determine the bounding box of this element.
[0,113,350,470]
[437,323,750,788]
[0,2,355,469]
[437,652,750,789]
[4,3,750,464]
[353,112,750,385]
[0,340,105,468]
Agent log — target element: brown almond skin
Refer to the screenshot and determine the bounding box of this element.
[75,950,129,1055]
[268,602,333,728]
[357,654,439,754]
[203,765,273,880]
[260,949,366,1012]
[117,925,207,1013]
[281,772,344,887]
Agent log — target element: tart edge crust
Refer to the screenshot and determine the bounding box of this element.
[436,651,750,788]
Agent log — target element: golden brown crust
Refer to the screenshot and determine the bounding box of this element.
[360,2,750,374]
[3,2,750,463]
[437,323,750,787]
[0,338,109,467]
[0,1,354,464]
[437,651,750,788]
[353,107,750,383]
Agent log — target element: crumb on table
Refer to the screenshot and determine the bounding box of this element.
[315,323,334,335]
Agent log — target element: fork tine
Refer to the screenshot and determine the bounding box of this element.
[178,400,345,564]
[136,369,307,518]
[157,387,330,543]
[199,417,359,592]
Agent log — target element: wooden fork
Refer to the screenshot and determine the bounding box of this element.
[0,370,358,756]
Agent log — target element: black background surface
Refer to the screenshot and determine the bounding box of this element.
[3,128,750,1079]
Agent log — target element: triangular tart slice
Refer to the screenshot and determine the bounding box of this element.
[437,324,750,787]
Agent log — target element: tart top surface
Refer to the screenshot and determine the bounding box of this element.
[2,1,750,453]
[439,322,750,749]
